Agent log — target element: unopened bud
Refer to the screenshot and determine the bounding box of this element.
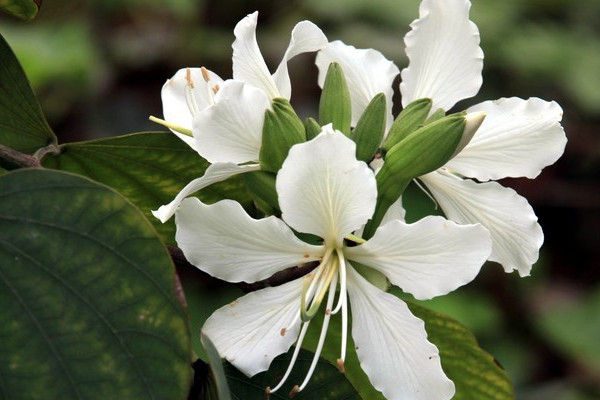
[451,111,486,158]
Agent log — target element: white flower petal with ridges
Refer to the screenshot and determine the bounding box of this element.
[446,97,567,180]
[232,12,279,99]
[346,216,490,300]
[421,171,543,276]
[400,0,483,112]
[272,21,328,99]
[346,267,455,400]
[316,41,399,130]
[161,68,224,148]
[152,162,260,223]
[202,279,303,377]
[175,197,323,283]
[277,126,377,246]
[193,80,269,164]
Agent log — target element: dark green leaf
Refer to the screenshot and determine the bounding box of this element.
[224,347,360,400]
[303,293,514,400]
[381,98,432,154]
[0,33,56,154]
[0,169,192,400]
[0,0,41,21]
[259,98,305,173]
[350,93,386,163]
[42,131,251,244]
[407,300,515,400]
[319,62,352,135]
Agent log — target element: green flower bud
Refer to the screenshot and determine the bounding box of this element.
[319,62,352,135]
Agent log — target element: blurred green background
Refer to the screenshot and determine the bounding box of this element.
[1,0,598,398]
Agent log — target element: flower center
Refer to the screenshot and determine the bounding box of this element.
[266,247,349,398]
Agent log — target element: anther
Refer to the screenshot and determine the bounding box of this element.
[280,328,286,337]
[325,308,331,315]
[264,386,271,400]
[212,84,220,94]
[289,385,300,398]
[185,68,195,89]
[200,66,211,83]
[337,358,345,373]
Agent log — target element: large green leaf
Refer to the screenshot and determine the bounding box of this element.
[0,169,192,399]
[0,0,40,20]
[224,347,360,400]
[0,33,56,154]
[302,292,514,400]
[536,286,600,374]
[42,131,252,244]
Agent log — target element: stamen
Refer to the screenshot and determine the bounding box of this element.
[264,387,271,400]
[289,385,300,398]
[148,116,193,137]
[200,66,211,83]
[337,358,345,373]
[336,252,349,364]
[269,321,311,394]
[413,178,439,210]
[185,67,195,88]
[297,273,338,392]
[212,84,220,94]
[300,249,334,322]
[184,70,202,116]
[301,256,338,322]
[330,250,346,315]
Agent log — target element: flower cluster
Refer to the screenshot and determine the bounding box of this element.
[152,1,566,399]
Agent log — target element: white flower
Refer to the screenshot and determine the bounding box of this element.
[175,126,492,399]
[152,12,327,222]
[315,0,567,276]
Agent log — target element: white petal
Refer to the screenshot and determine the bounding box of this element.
[161,67,224,147]
[175,197,323,283]
[346,216,490,300]
[152,162,260,223]
[277,126,377,246]
[316,41,399,130]
[446,97,567,180]
[346,267,455,400]
[400,0,483,112]
[193,80,269,164]
[232,12,279,98]
[202,279,303,376]
[421,171,543,276]
[272,20,328,99]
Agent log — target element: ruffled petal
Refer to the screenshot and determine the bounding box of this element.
[161,67,224,147]
[202,279,303,377]
[152,162,260,223]
[316,41,399,130]
[193,80,269,164]
[175,197,324,283]
[400,0,483,112]
[272,20,328,99]
[346,216,490,300]
[421,171,543,276]
[277,126,377,246]
[346,267,455,400]
[446,97,567,180]
[232,12,279,98]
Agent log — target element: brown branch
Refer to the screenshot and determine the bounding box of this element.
[0,144,41,168]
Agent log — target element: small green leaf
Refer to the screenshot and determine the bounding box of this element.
[406,300,515,400]
[319,62,352,135]
[0,33,56,154]
[259,98,306,173]
[242,170,279,215]
[0,169,192,399]
[223,347,361,400]
[363,113,465,238]
[42,131,251,244]
[381,98,432,154]
[304,117,322,141]
[350,93,386,163]
[0,0,41,21]
[201,334,232,400]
